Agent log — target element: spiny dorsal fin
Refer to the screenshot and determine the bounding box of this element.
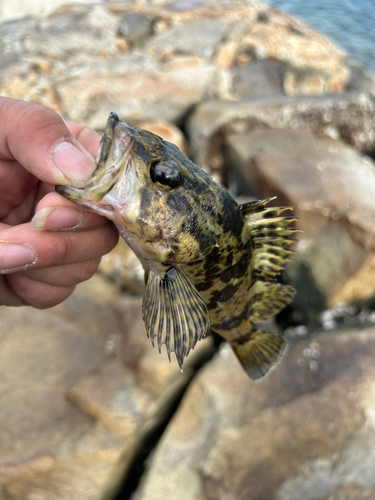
[241,197,300,282]
[240,197,277,215]
[232,330,287,380]
[249,281,295,323]
[142,267,209,369]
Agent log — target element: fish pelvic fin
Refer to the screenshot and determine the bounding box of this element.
[231,330,287,381]
[142,266,209,369]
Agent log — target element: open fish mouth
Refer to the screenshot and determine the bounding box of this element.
[56,112,134,210]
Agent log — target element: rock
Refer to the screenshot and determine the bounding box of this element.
[98,239,145,295]
[0,17,40,53]
[118,12,153,47]
[237,6,349,95]
[346,59,375,95]
[230,59,284,99]
[23,5,119,61]
[223,127,375,309]
[0,274,212,500]
[325,483,375,500]
[147,18,230,60]
[55,64,220,130]
[0,0,90,21]
[0,0,356,129]
[188,94,375,173]
[133,327,375,500]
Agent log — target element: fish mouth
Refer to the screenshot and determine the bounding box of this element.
[95,111,120,169]
[56,112,134,209]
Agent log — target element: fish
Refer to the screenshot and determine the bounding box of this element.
[56,112,297,380]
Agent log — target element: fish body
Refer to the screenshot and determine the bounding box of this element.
[57,113,296,380]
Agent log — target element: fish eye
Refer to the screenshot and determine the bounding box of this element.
[150,160,183,191]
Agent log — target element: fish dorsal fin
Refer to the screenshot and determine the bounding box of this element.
[240,197,300,282]
[249,281,295,323]
[142,266,209,369]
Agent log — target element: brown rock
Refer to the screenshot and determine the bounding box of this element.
[134,327,375,500]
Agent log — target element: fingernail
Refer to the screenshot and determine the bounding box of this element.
[52,140,96,186]
[31,207,83,231]
[0,243,36,273]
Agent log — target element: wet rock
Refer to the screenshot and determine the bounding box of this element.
[0,274,210,500]
[325,483,375,500]
[188,93,375,172]
[223,128,375,309]
[134,327,375,500]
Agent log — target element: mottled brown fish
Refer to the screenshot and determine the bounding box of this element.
[56,112,297,380]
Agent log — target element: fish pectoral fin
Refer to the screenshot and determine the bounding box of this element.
[231,331,287,381]
[142,266,209,369]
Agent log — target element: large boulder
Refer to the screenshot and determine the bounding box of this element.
[133,327,375,500]
[221,127,375,310]
[188,94,375,172]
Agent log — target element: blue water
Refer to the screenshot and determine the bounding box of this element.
[267,0,375,74]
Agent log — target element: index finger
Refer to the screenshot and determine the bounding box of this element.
[0,97,99,187]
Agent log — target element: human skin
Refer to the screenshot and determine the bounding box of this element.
[0,97,119,308]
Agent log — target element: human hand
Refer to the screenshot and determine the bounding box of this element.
[0,97,119,308]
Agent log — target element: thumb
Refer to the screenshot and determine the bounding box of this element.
[0,97,96,187]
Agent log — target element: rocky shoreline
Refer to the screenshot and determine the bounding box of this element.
[1,1,375,499]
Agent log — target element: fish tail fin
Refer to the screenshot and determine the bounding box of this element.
[231,330,287,381]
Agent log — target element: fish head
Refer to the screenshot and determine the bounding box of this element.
[56,112,220,265]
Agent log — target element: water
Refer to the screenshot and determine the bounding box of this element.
[267,0,375,74]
